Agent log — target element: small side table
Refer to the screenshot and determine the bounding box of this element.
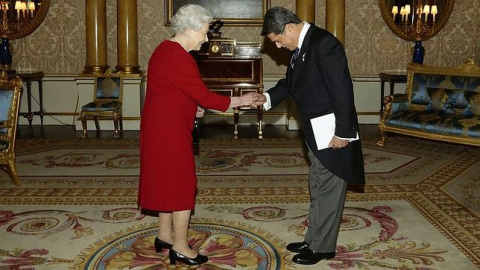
[379,71,407,115]
[9,71,45,129]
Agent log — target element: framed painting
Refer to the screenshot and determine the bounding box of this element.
[165,0,271,26]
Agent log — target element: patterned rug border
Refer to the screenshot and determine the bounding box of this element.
[407,194,480,266]
[348,192,480,266]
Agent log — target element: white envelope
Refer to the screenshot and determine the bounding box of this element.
[310,113,359,150]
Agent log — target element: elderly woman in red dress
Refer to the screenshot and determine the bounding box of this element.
[139,4,256,266]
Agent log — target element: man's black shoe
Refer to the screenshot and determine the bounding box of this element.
[286,241,310,253]
[292,249,336,265]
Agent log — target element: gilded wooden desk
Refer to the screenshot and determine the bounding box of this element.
[193,55,264,138]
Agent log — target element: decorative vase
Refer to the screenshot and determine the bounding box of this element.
[412,41,425,64]
[0,37,13,71]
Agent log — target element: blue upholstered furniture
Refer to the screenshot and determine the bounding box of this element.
[378,59,480,147]
[0,71,23,185]
[80,69,124,139]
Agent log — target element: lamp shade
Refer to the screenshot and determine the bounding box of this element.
[27,1,35,10]
[430,5,438,15]
[14,1,21,10]
[405,5,411,14]
[423,5,430,14]
[392,6,398,14]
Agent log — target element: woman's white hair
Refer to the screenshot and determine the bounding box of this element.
[171,4,212,34]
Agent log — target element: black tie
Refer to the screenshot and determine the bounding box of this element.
[290,48,299,68]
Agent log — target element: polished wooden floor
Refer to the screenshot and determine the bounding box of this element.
[16,124,377,140]
[16,124,305,140]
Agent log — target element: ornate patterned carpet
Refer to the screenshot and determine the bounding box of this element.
[0,134,479,269]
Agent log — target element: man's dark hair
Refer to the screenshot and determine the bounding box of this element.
[261,7,301,36]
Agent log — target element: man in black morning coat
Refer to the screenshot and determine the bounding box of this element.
[254,7,365,265]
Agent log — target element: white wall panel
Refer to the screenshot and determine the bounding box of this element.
[17,74,395,130]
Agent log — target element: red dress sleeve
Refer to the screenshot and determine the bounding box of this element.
[162,46,230,112]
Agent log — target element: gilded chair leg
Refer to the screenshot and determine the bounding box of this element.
[113,114,120,139]
[7,159,20,185]
[81,113,88,139]
[377,125,387,147]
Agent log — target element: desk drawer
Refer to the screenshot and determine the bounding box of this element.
[210,88,234,96]
[239,88,262,95]
[195,58,262,84]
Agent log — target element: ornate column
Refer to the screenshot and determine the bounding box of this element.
[116,0,141,75]
[325,0,345,45]
[83,0,109,75]
[296,0,315,22]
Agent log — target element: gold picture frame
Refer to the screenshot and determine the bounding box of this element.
[165,0,271,26]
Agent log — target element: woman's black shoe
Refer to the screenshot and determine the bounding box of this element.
[169,249,208,265]
[154,237,173,252]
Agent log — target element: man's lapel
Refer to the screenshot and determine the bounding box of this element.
[290,26,315,90]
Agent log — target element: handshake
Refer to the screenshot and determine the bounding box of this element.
[239,92,267,108]
[198,92,268,118]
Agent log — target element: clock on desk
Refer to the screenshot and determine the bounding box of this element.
[204,38,236,57]
[208,41,221,57]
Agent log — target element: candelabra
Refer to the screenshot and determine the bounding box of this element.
[0,0,12,72]
[0,0,36,72]
[1,0,36,34]
[391,1,439,64]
